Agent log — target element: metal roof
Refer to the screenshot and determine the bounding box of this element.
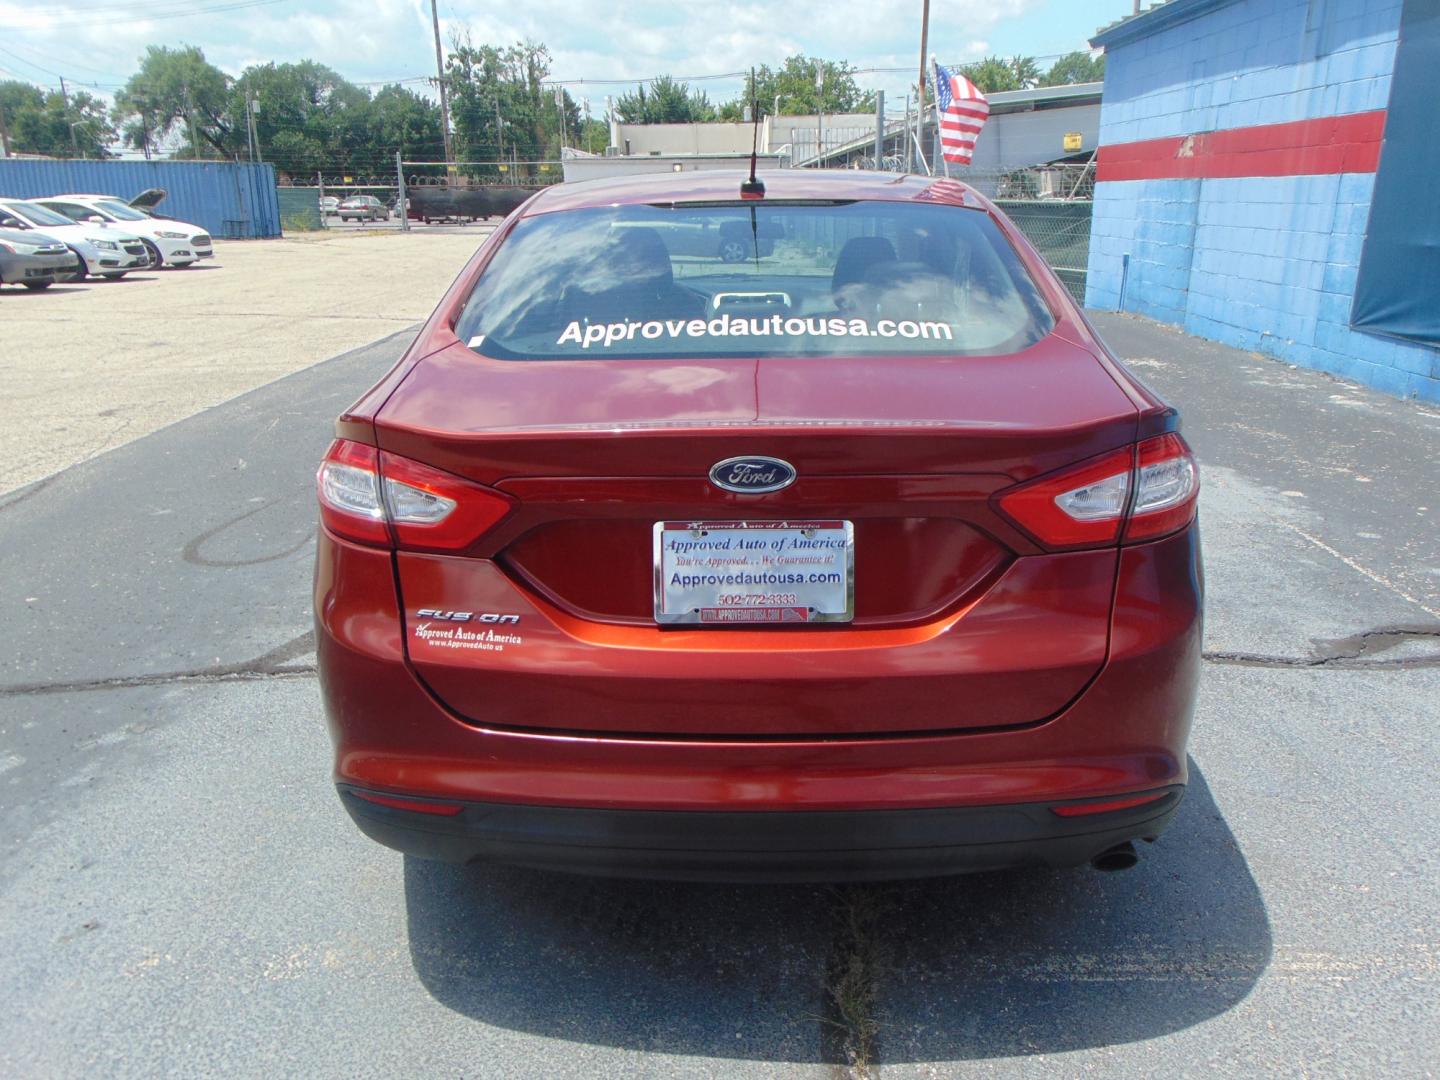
[986,82,1104,112]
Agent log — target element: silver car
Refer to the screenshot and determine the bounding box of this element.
[338,196,387,222]
[0,227,74,291]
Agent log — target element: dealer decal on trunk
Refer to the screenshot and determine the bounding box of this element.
[412,610,524,653]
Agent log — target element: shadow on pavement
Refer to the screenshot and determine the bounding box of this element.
[404,763,1268,1064]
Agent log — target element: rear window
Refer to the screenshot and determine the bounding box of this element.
[93,200,149,221]
[454,200,1054,360]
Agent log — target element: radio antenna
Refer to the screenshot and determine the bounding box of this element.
[741,67,764,198]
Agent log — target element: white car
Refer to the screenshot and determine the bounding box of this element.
[0,199,149,279]
[37,194,213,269]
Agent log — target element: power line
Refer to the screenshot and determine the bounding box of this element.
[0,0,293,31]
[0,41,128,80]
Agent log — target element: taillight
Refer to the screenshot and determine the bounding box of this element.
[317,439,388,546]
[316,438,514,551]
[996,434,1198,550]
[1125,433,1200,542]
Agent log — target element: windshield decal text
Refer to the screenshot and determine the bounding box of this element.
[556,315,955,350]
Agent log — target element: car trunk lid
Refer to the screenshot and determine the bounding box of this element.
[379,333,1137,736]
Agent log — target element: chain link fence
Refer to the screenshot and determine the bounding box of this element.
[796,161,1094,302]
[274,156,1093,303]
[954,165,1094,303]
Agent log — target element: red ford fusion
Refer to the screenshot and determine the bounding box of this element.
[314,169,1201,881]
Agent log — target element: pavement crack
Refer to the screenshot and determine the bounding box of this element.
[1203,625,1440,670]
[0,632,317,696]
[820,885,891,1079]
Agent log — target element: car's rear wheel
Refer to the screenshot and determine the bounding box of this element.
[22,280,52,290]
[141,239,163,268]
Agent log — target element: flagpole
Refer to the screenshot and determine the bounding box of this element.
[930,55,949,179]
[916,0,932,175]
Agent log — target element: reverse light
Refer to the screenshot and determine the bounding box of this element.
[316,438,514,551]
[996,434,1198,549]
[1125,433,1200,542]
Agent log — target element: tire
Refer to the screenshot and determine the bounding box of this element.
[66,254,86,282]
[22,280,52,291]
[141,239,163,268]
[100,272,127,279]
[719,238,748,263]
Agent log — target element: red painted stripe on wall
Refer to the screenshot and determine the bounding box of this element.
[1096,110,1387,181]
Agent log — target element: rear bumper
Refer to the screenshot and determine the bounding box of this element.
[317,522,1203,868]
[337,783,1183,881]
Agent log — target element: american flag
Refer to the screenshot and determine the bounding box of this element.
[933,61,990,165]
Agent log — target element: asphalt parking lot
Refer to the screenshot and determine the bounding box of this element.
[0,229,490,493]
[1,246,1438,1076]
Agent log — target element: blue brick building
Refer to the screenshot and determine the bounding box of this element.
[1086,0,1439,403]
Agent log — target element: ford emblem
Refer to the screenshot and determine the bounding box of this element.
[709,456,797,494]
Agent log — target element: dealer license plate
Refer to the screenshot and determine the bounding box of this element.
[653,520,854,625]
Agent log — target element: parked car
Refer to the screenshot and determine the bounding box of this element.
[0,199,149,279]
[314,169,1202,881]
[36,194,213,269]
[320,196,340,215]
[0,227,74,291]
[338,196,387,222]
[618,214,781,261]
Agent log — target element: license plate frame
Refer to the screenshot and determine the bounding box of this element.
[653,520,855,626]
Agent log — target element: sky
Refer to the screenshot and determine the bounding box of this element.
[0,0,1127,116]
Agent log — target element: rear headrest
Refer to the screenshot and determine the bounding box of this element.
[832,236,897,292]
[607,226,673,291]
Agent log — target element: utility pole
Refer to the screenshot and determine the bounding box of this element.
[916,0,931,164]
[245,95,256,163]
[246,95,263,164]
[902,93,911,174]
[814,60,824,168]
[59,76,80,157]
[874,89,884,170]
[396,150,409,232]
[183,84,200,159]
[428,0,455,177]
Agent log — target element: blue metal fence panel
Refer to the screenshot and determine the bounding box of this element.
[0,160,280,238]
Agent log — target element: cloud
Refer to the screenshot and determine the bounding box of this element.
[0,0,1038,111]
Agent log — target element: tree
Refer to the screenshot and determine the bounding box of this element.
[718,56,874,119]
[368,84,444,162]
[959,56,1021,94]
[0,81,114,157]
[229,61,417,177]
[615,75,714,123]
[114,45,232,158]
[445,39,579,177]
[1040,51,1106,87]
[1009,55,1041,90]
